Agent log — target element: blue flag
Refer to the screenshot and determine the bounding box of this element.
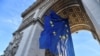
[39,10,75,56]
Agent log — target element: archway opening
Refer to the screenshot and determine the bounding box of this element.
[72,30,100,56]
[44,1,99,56]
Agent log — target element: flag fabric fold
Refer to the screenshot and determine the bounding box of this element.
[39,10,75,56]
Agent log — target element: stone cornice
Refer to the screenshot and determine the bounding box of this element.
[13,17,43,35]
[21,0,45,17]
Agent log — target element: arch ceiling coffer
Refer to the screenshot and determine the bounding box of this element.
[42,0,96,34]
[48,3,96,35]
[57,6,95,33]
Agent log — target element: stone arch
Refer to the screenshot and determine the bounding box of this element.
[39,1,97,37]
[39,1,99,56]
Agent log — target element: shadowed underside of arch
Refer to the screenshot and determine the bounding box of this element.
[44,1,98,56]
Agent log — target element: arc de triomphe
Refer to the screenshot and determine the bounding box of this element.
[3,0,100,56]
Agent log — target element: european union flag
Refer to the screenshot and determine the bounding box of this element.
[39,10,75,56]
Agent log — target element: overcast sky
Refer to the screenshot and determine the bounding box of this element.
[0,0,100,56]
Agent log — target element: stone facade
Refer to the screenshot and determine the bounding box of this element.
[3,32,23,56]
[3,0,100,56]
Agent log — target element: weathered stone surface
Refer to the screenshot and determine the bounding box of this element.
[3,0,100,56]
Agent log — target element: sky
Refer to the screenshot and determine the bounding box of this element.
[0,0,100,56]
[72,30,100,56]
[0,0,36,55]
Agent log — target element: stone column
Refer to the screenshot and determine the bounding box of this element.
[24,22,45,56]
[15,21,45,56]
[15,24,34,56]
[82,0,100,40]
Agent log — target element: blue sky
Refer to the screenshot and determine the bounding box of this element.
[0,0,36,55]
[0,0,100,56]
[72,30,100,56]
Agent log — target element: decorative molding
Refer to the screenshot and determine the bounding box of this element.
[22,0,45,17]
[9,0,99,56]
[4,32,23,56]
